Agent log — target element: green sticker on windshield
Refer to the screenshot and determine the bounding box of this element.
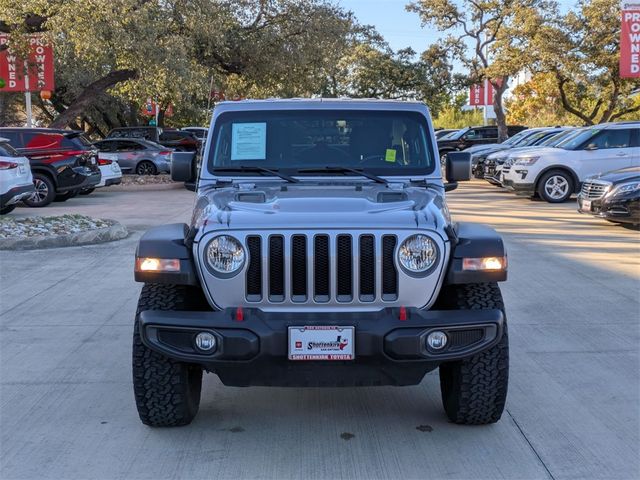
[385,149,396,162]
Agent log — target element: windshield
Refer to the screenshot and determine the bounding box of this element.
[539,129,575,147]
[208,110,436,176]
[502,130,530,146]
[442,127,469,141]
[555,128,598,150]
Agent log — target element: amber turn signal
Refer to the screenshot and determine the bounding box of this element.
[135,257,180,272]
[462,256,507,271]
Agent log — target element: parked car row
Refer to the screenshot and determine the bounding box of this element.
[0,125,209,213]
[460,122,640,227]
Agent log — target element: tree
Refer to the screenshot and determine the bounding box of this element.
[527,0,640,124]
[0,0,373,131]
[326,43,461,116]
[505,73,579,126]
[407,0,552,141]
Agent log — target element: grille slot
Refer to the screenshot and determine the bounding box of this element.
[246,236,262,301]
[242,232,405,305]
[314,235,330,302]
[382,235,398,300]
[359,235,375,301]
[291,235,307,302]
[336,235,353,302]
[581,181,609,199]
[269,236,285,302]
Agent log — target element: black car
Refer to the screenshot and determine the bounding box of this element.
[106,127,199,152]
[437,125,527,162]
[0,128,101,207]
[578,166,640,226]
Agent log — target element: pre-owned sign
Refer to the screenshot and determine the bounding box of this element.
[620,0,640,78]
[469,80,494,106]
[0,33,55,91]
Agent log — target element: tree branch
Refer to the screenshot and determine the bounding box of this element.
[49,69,138,128]
[555,73,594,125]
[609,103,640,121]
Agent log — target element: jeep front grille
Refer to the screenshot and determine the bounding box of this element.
[245,233,398,304]
[198,230,448,311]
[580,180,611,199]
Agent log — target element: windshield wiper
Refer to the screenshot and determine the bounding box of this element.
[212,166,299,183]
[296,166,388,184]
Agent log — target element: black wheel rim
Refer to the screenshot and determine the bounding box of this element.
[138,162,154,175]
[29,179,49,204]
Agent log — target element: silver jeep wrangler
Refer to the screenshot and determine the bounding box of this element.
[133,99,509,427]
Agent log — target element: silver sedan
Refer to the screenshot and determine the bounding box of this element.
[93,138,173,175]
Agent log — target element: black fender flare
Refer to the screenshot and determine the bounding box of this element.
[134,223,200,285]
[445,222,507,284]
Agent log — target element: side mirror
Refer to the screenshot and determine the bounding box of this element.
[584,143,598,151]
[171,151,196,183]
[446,151,472,182]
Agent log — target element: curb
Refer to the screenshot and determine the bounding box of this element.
[0,221,129,250]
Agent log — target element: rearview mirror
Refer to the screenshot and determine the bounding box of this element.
[446,151,472,182]
[171,152,196,183]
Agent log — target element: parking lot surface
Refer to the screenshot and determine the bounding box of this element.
[1,181,639,480]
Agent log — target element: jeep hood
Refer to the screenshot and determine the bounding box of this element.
[195,183,448,232]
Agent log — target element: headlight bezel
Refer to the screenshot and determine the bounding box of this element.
[204,234,246,277]
[397,234,440,276]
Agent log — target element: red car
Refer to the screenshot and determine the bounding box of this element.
[0,128,102,207]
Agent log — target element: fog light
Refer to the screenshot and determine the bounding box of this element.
[195,332,217,352]
[427,331,448,350]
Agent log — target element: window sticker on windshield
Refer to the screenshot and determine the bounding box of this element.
[231,123,266,160]
[385,149,397,162]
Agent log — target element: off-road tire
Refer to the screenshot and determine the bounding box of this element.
[438,283,509,425]
[132,284,203,427]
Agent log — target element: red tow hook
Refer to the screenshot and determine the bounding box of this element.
[399,306,407,321]
[235,307,244,322]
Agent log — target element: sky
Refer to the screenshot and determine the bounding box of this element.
[338,0,577,73]
[338,0,440,54]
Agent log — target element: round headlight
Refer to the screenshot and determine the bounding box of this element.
[398,234,438,273]
[206,235,245,274]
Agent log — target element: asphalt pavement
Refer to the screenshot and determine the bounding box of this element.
[1,181,638,480]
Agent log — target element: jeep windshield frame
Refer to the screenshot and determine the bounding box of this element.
[206,109,436,178]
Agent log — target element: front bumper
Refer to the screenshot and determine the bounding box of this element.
[503,179,535,197]
[0,183,35,207]
[578,195,640,224]
[138,307,505,387]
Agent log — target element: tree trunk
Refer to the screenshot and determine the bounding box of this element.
[50,69,138,128]
[492,76,509,142]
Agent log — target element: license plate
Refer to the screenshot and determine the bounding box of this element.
[582,199,592,211]
[288,326,354,361]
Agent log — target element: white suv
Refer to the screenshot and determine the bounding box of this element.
[0,138,34,215]
[502,122,640,202]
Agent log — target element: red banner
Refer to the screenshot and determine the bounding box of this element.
[621,1,640,78]
[469,80,494,106]
[0,33,55,92]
